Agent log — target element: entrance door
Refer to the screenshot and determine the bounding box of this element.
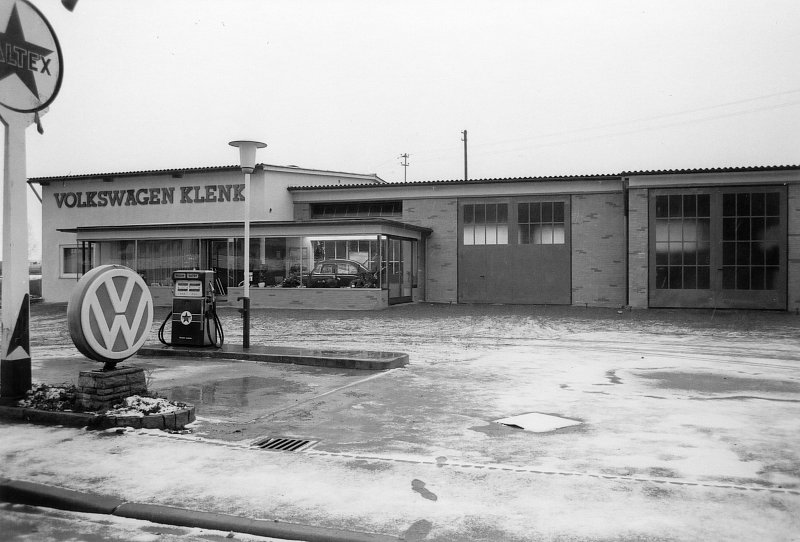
[207,239,236,294]
[649,187,786,309]
[386,237,413,305]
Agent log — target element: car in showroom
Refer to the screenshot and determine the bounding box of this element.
[307,259,377,288]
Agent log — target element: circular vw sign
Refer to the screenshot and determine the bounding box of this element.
[67,265,154,366]
[0,0,63,113]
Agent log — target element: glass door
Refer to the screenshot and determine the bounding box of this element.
[383,236,414,305]
[208,238,236,295]
[649,187,786,309]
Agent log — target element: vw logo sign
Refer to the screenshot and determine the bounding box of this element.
[67,265,154,366]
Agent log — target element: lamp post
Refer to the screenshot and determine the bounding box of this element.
[228,140,266,349]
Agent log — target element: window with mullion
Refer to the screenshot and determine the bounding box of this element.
[721,192,781,290]
[463,203,508,245]
[654,194,710,290]
[517,201,565,245]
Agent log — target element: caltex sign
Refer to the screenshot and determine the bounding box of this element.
[0,0,62,112]
[67,265,154,368]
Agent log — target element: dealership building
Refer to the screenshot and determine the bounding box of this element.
[29,163,800,311]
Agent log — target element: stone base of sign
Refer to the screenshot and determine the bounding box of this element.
[0,404,195,431]
[107,406,195,430]
[77,366,147,411]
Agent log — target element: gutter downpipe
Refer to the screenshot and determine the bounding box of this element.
[623,177,630,307]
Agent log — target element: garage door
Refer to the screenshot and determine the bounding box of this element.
[649,186,786,309]
[458,198,571,304]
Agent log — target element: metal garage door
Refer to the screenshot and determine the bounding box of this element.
[458,198,571,304]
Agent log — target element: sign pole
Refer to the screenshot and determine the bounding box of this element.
[0,0,64,399]
[0,107,35,398]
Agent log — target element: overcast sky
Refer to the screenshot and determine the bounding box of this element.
[2,0,800,259]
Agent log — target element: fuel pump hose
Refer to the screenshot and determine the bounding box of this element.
[157,308,224,348]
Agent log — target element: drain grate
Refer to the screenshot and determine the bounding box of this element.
[250,437,317,452]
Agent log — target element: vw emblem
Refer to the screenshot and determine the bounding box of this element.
[67,265,154,367]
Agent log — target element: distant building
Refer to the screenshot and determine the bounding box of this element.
[29,163,800,311]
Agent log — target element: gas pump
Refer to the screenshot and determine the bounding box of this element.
[158,270,224,347]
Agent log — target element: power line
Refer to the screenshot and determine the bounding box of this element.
[468,87,800,152]
[468,98,800,159]
[402,88,800,161]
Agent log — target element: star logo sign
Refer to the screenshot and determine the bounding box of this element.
[0,4,54,101]
[180,311,193,325]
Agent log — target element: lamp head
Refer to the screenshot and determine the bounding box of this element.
[229,140,267,174]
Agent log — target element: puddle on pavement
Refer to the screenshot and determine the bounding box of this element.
[164,376,312,407]
[638,371,800,394]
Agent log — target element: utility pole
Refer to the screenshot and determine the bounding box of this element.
[399,153,410,182]
[461,130,468,181]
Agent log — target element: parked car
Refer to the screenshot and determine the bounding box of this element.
[307,259,376,288]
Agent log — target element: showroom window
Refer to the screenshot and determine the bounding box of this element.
[137,239,200,286]
[463,203,509,245]
[518,202,565,245]
[212,235,385,290]
[75,233,417,296]
[60,244,94,278]
[96,240,136,269]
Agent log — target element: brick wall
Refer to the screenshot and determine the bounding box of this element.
[787,184,800,312]
[403,198,458,303]
[571,193,627,307]
[627,188,649,308]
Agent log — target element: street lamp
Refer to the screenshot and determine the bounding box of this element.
[229,140,266,349]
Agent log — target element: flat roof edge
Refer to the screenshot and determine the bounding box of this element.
[58,218,433,236]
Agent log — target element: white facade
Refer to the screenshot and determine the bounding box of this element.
[36,165,384,303]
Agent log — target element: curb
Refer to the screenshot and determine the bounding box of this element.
[0,478,401,542]
[0,405,105,428]
[139,344,409,371]
[0,478,123,514]
[0,404,195,431]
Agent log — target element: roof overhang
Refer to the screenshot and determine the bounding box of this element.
[625,167,800,189]
[59,218,432,241]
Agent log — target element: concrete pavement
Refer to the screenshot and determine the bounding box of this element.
[0,478,398,542]
[1,303,799,540]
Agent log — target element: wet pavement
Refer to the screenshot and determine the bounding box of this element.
[3,302,800,541]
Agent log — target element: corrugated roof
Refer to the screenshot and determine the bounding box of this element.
[290,164,800,190]
[29,163,800,186]
[29,164,386,184]
[288,173,620,191]
[620,164,800,176]
[30,164,240,183]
